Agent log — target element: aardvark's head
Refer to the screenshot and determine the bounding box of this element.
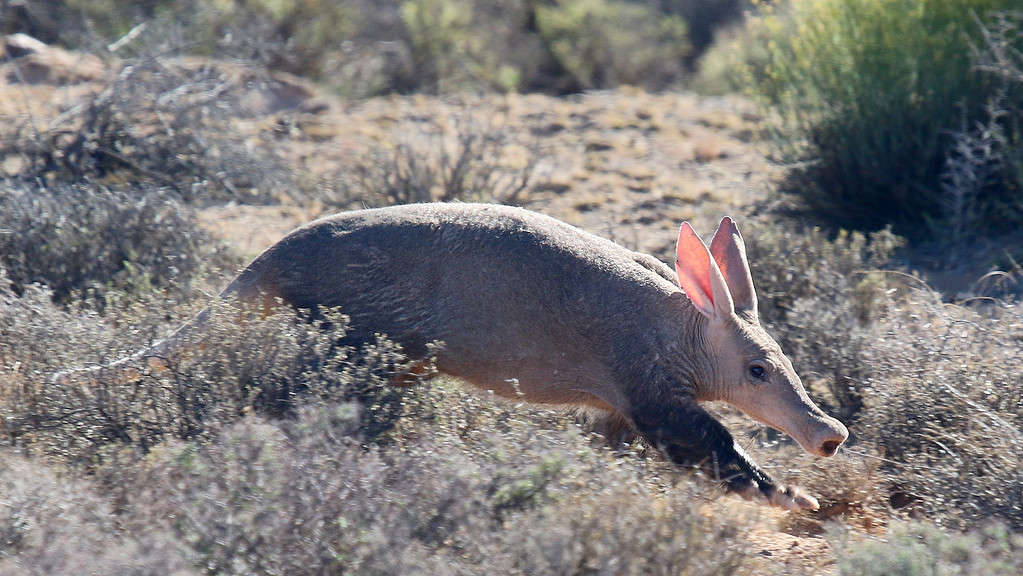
[674,217,848,458]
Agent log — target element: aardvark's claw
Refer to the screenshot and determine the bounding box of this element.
[770,485,819,511]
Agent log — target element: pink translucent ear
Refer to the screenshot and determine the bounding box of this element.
[709,216,757,314]
[676,222,734,320]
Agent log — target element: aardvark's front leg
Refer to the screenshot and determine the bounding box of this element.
[629,394,820,511]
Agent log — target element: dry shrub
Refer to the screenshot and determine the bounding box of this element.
[830,520,1022,576]
[0,294,414,464]
[0,266,752,573]
[0,281,754,573]
[1,52,294,204]
[341,108,542,207]
[745,224,902,418]
[855,292,1023,529]
[747,221,1022,530]
[0,453,194,575]
[0,180,234,306]
[92,384,751,576]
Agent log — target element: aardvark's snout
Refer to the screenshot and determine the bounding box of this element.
[726,379,850,458]
[804,416,849,457]
[735,393,850,458]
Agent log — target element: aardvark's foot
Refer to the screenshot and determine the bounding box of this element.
[768,484,819,511]
[737,481,820,511]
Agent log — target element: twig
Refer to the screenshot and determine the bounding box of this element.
[107,22,149,53]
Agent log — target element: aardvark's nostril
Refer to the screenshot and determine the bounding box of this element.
[819,440,842,457]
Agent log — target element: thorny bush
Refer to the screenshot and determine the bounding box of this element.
[341,107,542,207]
[1,53,295,204]
[0,180,235,306]
[748,222,1022,530]
[1,290,415,463]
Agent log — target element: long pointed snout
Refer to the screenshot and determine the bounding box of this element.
[799,414,848,457]
[730,384,849,458]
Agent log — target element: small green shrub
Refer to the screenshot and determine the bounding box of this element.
[0,181,234,306]
[737,0,1023,240]
[536,0,689,89]
[661,0,745,60]
[179,0,358,79]
[400,0,479,93]
[832,521,1023,576]
[691,9,774,96]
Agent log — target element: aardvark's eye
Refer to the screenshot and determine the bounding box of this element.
[749,364,767,380]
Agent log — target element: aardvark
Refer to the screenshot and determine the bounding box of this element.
[58,203,848,510]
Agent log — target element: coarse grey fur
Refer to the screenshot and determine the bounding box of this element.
[226,203,693,414]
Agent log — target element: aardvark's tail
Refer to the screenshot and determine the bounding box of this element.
[50,308,211,387]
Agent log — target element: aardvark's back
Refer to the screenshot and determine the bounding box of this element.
[222,203,678,406]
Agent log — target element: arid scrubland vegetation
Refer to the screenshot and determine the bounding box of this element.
[0,1,1021,574]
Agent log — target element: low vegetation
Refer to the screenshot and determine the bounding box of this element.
[749,224,1023,531]
[0,266,751,574]
[339,108,543,207]
[712,0,1023,243]
[2,179,1020,572]
[833,521,1022,575]
[1,0,741,96]
[0,180,235,306]
[1,52,298,204]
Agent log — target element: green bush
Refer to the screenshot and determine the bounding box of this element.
[400,0,484,93]
[737,0,1023,240]
[3,0,702,95]
[536,0,689,89]
[179,0,358,78]
[691,8,773,96]
[660,0,745,60]
[8,0,357,78]
[832,521,1022,575]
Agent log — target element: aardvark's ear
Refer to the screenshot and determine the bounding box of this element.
[709,216,757,314]
[676,222,734,321]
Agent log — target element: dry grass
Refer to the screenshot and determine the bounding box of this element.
[336,107,543,208]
